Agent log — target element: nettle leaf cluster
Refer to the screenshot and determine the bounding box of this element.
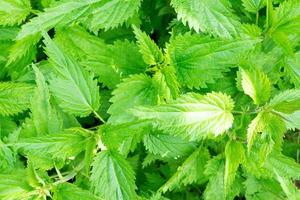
[0,0,300,199]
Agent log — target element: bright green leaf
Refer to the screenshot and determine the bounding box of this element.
[241,68,271,105]
[133,26,164,66]
[0,0,31,26]
[91,150,137,200]
[134,92,234,140]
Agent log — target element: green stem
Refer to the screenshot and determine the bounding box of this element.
[233,111,243,115]
[233,110,258,115]
[53,162,84,185]
[30,9,41,15]
[266,0,272,30]
[93,110,106,124]
[54,165,64,181]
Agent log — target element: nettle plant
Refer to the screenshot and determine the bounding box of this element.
[0,0,300,199]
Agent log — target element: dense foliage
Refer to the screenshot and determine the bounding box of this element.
[0,0,300,199]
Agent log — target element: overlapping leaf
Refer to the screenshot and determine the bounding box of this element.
[108,74,166,123]
[43,33,100,117]
[0,82,33,116]
[159,147,210,192]
[167,34,257,89]
[16,128,93,161]
[133,26,164,66]
[54,25,146,89]
[0,0,31,26]
[143,131,196,158]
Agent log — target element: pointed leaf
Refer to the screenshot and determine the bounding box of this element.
[16,128,93,161]
[83,0,142,32]
[241,68,271,105]
[160,147,210,192]
[134,92,234,140]
[269,89,300,114]
[30,65,63,136]
[242,0,266,13]
[171,0,242,38]
[204,156,225,200]
[143,131,196,158]
[55,25,146,89]
[43,33,100,117]
[133,26,164,66]
[108,74,165,123]
[167,34,257,89]
[224,140,245,193]
[91,150,137,200]
[0,82,33,116]
[0,0,31,26]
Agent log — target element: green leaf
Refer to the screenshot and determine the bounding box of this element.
[101,120,150,156]
[133,26,164,66]
[170,0,242,38]
[0,140,15,171]
[134,92,234,140]
[91,150,137,200]
[0,117,16,139]
[43,33,100,117]
[0,170,34,200]
[12,0,101,63]
[7,33,39,65]
[242,0,266,13]
[224,140,245,194]
[29,65,63,136]
[283,111,300,130]
[204,155,225,200]
[108,74,165,123]
[244,175,286,199]
[247,112,265,151]
[16,128,93,161]
[53,183,100,200]
[269,89,300,114]
[16,0,97,40]
[143,131,196,158]
[274,171,300,200]
[267,0,300,54]
[286,51,300,88]
[94,40,147,89]
[82,0,142,32]
[247,111,286,150]
[0,27,18,41]
[269,0,300,36]
[159,147,210,192]
[167,34,257,89]
[265,153,300,179]
[0,82,33,116]
[0,0,31,26]
[241,68,271,105]
[17,0,141,40]
[159,65,180,99]
[54,25,146,89]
